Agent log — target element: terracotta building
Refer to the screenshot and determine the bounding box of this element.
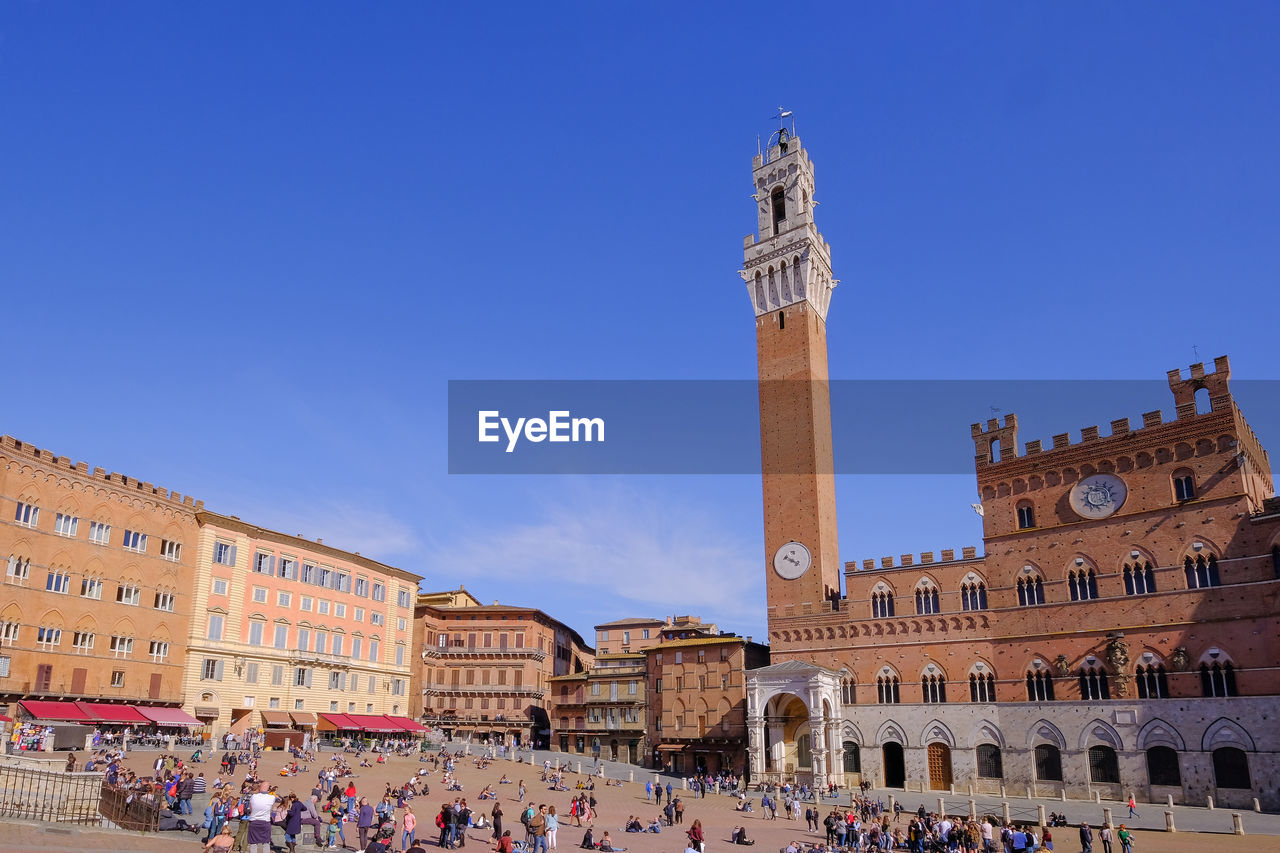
[649,634,770,775]
[738,132,1280,809]
[181,511,422,739]
[0,435,201,717]
[415,600,593,748]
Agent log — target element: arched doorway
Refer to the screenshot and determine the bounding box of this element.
[882,742,905,788]
[764,693,815,783]
[609,739,619,761]
[927,743,953,790]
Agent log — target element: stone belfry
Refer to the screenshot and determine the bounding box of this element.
[740,124,841,627]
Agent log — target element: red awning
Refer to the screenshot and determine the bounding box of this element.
[318,713,358,731]
[344,714,401,733]
[136,707,202,727]
[387,716,429,733]
[0,714,12,723]
[78,703,150,724]
[19,700,93,722]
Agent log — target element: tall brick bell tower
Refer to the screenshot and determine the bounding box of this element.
[740,126,841,623]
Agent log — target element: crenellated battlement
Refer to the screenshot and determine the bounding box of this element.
[971,415,1018,467]
[974,357,1258,473]
[1,434,203,510]
[844,545,981,574]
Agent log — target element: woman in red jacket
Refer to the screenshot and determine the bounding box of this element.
[687,819,705,853]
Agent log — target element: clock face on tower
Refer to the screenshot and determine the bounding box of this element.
[1069,474,1128,519]
[773,541,812,580]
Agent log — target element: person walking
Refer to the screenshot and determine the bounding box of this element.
[1079,823,1093,853]
[1116,825,1134,853]
[357,797,375,850]
[402,805,418,851]
[666,783,673,805]
[674,797,684,825]
[1099,824,1113,853]
[518,781,526,803]
[686,819,705,853]
[1126,796,1139,819]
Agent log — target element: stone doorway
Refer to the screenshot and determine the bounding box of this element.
[882,742,905,788]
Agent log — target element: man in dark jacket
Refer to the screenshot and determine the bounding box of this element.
[1080,823,1094,853]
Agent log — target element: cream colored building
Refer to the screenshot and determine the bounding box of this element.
[182,511,421,737]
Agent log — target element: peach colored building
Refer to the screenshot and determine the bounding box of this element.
[416,601,593,748]
[182,511,421,738]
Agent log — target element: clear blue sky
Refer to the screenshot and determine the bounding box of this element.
[3,3,1278,643]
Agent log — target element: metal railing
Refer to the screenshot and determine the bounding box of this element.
[0,764,103,825]
[98,783,161,832]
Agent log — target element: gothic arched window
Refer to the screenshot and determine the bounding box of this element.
[1069,568,1098,601]
[1124,561,1157,595]
[1135,664,1169,698]
[871,591,895,619]
[921,673,946,704]
[1026,669,1054,701]
[876,675,900,704]
[1200,661,1237,697]
[1184,555,1221,589]
[1017,575,1045,606]
[915,583,940,615]
[840,678,856,705]
[969,672,996,702]
[1079,666,1110,700]
[961,582,988,611]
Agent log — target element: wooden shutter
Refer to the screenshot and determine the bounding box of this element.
[36,664,53,691]
[71,668,87,694]
[149,672,163,699]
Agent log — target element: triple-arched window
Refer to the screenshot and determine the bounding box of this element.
[969,672,995,702]
[1017,575,1045,606]
[1135,663,1169,698]
[1079,666,1110,700]
[1026,669,1055,701]
[1185,555,1221,589]
[876,674,900,704]
[870,590,895,619]
[1200,660,1237,697]
[921,673,946,703]
[1124,562,1157,595]
[960,582,988,611]
[914,583,940,615]
[1068,568,1099,601]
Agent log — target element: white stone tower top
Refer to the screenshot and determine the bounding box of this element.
[739,128,837,320]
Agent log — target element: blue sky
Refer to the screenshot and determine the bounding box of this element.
[2,3,1278,643]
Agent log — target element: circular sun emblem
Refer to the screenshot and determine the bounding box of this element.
[1070,474,1127,519]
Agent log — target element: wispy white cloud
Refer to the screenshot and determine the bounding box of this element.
[237,499,424,563]
[423,483,766,638]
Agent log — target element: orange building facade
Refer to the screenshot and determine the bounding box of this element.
[1,435,200,713]
[740,133,1280,809]
[415,602,593,748]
